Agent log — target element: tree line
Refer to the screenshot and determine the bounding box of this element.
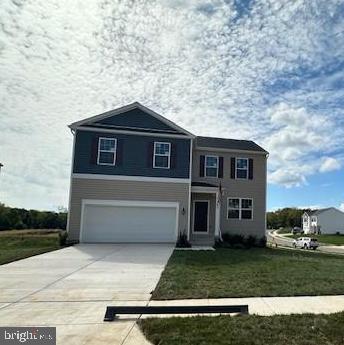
[0,203,67,230]
[267,207,308,229]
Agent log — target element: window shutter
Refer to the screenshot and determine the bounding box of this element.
[90,136,99,165]
[147,142,154,167]
[248,158,253,180]
[218,157,224,178]
[116,139,123,166]
[199,155,205,177]
[170,143,177,169]
[230,157,236,179]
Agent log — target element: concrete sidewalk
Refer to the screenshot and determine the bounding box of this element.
[145,295,344,318]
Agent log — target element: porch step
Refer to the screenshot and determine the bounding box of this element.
[191,238,215,246]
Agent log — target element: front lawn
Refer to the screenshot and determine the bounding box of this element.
[0,230,64,265]
[152,248,344,299]
[139,312,344,345]
[285,234,344,246]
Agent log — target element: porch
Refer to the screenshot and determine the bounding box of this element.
[189,183,221,246]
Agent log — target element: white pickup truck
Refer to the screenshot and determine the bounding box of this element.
[293,237,319,250]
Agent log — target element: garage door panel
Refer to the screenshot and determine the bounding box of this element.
[81,203,177,243]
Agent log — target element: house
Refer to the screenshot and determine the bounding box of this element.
[67,102,268,245]
[302,208,344,235]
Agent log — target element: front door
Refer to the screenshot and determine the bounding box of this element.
[193,201,209,233]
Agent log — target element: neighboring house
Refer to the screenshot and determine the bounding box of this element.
[67,102,268,245]
[302,208,344,235]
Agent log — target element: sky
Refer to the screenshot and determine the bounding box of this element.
[0,0,343,212]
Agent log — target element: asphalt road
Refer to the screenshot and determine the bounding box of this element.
[266,230,344,255]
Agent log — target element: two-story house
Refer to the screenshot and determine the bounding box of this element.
[67,102,268,245]
[302,208,344,235]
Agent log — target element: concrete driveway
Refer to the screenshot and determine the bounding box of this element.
[0,244,174,345]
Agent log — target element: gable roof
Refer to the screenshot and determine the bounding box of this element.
[69,102,195,137]
[304,207,337,216]
[195,136,268,153]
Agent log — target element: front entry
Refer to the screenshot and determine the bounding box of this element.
[193,201,209,233]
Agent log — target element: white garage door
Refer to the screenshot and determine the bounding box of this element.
[81,201,178,243]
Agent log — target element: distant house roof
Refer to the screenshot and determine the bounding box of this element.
[305,208,335,216]
[195,136,268,153]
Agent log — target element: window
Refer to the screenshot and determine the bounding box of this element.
[97,137,117,165]
[227,198,253,220]
[205,156,219,177]
[153,142,171,169]
[241,198,253,219]
[311,217,317,223]
[236,158,248,179]
[227,198,240,219]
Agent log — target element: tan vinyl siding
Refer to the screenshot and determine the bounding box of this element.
[68,178,190,241]
[192,149,267,238]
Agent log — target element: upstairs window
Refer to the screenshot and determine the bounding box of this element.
[236,158,248,179]
[97,137,117,165]
[205,156,219,177]
[227,198,253,220]
[153,142,171,169]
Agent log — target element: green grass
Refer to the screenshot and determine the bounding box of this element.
[285,234,344,246]
[139,312,344,345]
[152,248,344,299]
[0,231,63,265]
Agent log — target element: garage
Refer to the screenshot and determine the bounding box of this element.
[80,200,178,243]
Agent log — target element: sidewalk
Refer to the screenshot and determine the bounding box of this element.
[147,295,344,317]
[121,294,344,344]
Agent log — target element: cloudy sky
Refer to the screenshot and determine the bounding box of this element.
[0,0,343,211]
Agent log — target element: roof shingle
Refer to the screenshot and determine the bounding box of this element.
[195,136,267,153]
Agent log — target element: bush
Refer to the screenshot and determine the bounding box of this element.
[218,233,266,249]
[221,233,245,246]
[176,233,191,248]
[58,231,68,246]
[257,236,267,248]
[244,235,257,248]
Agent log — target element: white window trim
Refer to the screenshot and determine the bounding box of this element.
[192,200,210,234]
[204,155,219,178]
[97,137,117,166]
[235,157,249,179]
[227,197,253,220]
[153,141,171,169]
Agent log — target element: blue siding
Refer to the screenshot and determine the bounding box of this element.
[94,108,179,133]
[73,130,191,178]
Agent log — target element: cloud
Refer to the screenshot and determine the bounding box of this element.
[319,157,341,173]
[268,169,307,188]
[339,203,344,212]
[264,103,343,187]
[0,0,343,209]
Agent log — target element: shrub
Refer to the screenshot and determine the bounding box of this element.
[176,233,191,248]
[244,235,257,248]
[219,233,266,249]
[257,236,267,247]
[58,231,68,246]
